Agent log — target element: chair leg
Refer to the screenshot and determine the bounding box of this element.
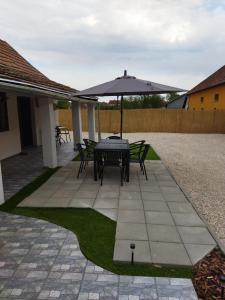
[143,163,148,180]
[120,166,124,186]
[77,161,83,178]
[100,165,104,185]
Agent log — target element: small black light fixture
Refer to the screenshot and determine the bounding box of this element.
[219,274,225,298]
[130,243,135,264]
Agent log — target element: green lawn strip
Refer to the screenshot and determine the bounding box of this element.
[0,167,59,212]
[13,207,192,278]
[73,146,160,161]
[146,146,160,160]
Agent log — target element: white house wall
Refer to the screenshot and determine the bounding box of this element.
[0,93,21,160]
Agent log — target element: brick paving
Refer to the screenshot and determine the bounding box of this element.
[0,211,198,299]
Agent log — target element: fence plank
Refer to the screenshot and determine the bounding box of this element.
[58,108,225,133]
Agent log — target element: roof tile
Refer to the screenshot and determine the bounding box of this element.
[188,65,225,94]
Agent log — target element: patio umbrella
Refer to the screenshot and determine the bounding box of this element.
[75,70,186,138]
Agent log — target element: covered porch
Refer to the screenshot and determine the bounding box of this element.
[1,141,75,200]
[0,93,97,204]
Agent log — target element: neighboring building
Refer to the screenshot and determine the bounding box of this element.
[0,39,97,204]
[166,94,187,109]
[187,65,225,110]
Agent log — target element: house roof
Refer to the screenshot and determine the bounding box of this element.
[166,94,187,109]
[0,39,76,94]
[188,65,225,95]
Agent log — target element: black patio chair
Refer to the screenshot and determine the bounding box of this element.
[59,126,71,142]
[130,144,150,180]
[98,150,126,186]
[55,126,65,146]
[76,143,93,178]
[129,140,145,161]
[83,139,97,158]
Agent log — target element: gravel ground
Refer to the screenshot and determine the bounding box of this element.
[94,132,225,248]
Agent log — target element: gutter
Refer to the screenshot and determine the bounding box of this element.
[0,77,97,103]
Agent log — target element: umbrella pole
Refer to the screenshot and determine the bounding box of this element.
[120,95,123,139]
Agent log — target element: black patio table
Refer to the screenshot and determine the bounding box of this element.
[99,139,128,144]
[94,139,130,182]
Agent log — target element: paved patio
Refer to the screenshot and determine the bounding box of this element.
[19,160,216,266]
[2,142,75,200]
[0,211,198,299]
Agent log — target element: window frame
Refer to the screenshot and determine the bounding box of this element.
[214,93,219,102]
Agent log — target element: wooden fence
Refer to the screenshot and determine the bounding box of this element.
[58,108,225,133]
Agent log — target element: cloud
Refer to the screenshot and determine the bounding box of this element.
[0,0,225,90]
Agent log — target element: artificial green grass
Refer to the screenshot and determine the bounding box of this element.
[146,147,160,160]
[13,207,193,278]
[0,167,59,212]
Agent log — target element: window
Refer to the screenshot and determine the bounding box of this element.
[200,97,204,103]
[214,94,219,102]
[0,92,9,132]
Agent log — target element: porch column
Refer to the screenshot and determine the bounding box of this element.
[0,162,4,204]
[72,101,83,149]
[39,98,57,168]
[87,103,96,141]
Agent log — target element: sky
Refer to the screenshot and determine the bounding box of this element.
[0,0,225,95]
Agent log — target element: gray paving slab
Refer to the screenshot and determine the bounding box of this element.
[113,240,151,263]
[147,225,181,243]
[145,211,175,225]
[119,199,143,210]
[118,210,145,223]
[150,242,191,266]
[143,201,169,212]
[172,212,205,226]
[119,191,141,201]
[141,192,165,202]
[178,226,216,245]
[184,244,216,265]
[168,202,195,213]
[17,160,217,267]
[116,223,148,241]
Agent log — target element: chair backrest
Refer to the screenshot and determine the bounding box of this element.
[129,140,145,158]
[83,139,96,156]
[55,126,61,135]
[76,143,85,161]
[141,144,150,161]
[83,138,97,146]
[130,140,145,146]
[107,136,121,140]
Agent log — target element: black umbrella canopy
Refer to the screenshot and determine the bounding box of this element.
[75,70,186,97]
[75,70,186,138]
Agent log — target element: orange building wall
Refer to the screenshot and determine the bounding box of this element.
[188,84,225,110]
